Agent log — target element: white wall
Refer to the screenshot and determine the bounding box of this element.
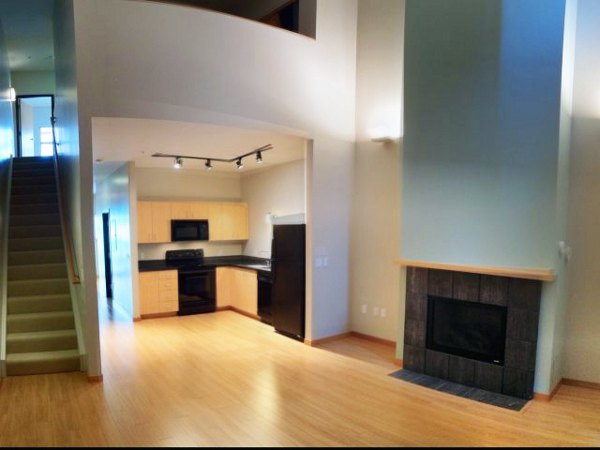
[241,159,306,258]
[94,162,137,318]
[0,19,13,160]
[54,0,101,377]
[350,0,404,342]
[565,0,600,384]
[72,0,357,341]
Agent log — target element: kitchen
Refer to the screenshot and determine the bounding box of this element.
[92,117,308,341]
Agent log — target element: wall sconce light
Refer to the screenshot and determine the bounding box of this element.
[152,144,272,172]
[8,87,16,102]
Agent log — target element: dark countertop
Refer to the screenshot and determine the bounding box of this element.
[138,255,271,274]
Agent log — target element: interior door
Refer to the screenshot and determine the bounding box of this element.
[16,95,54,158]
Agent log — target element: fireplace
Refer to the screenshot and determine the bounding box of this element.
[427,296,507,365]
[403,268,541,399]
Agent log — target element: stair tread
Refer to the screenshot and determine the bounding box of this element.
[8,277,68,283]
[8,311,74,320]
[6,349,79,363]
[8,293,71,301]
[7,329,76,341]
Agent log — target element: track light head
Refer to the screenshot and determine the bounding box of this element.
[256,151,263,164]
[236,158,244,170]
[205,159,213,171]
[173,157,183,169]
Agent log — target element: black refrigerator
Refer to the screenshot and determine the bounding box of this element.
[271,224,306,341]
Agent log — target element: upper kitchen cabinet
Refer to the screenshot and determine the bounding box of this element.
[209,202,249,241]
[137,201,172,243]
[171,201,210,220]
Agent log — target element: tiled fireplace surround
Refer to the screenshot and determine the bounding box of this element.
[403,267,542,399]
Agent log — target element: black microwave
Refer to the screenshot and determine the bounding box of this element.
[171,220,209,241]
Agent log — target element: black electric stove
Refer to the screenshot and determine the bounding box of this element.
[166,249,216,315]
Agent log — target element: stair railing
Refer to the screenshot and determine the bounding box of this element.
[51,116,80,285]
[1,156,14,378]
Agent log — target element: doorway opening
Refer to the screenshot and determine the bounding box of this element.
[16,94,54,158]
[102,212,114,299]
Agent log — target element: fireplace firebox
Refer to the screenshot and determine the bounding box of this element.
[426,296,507,365]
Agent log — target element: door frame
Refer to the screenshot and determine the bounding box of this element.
[15,94,55,158]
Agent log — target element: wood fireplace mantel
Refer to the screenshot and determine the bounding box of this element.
[394,259,555,282]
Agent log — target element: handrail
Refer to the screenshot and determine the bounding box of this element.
[1,156,14,377]
[51,116,81,285]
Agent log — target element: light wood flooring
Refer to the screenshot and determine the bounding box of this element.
[0,307,599,447]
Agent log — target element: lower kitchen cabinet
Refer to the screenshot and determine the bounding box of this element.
[139,270,178,317]
[216,267,257,316]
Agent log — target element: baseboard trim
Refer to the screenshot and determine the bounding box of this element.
[139,312,178,320]
[393,358,403,367]
[133,317,142,322]
[562,377,600,391]
[88,375,103,383]
[305,332,351,347]
[349,331,396,347]
[229,307,261,321]
[534,378,563,402]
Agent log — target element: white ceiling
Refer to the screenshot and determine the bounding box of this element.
[1,0,55,71]
[92,117,306,178]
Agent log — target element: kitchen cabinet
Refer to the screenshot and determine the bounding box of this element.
[137,201,172,243]
[137,200,247,243]
[209,202,249,241]
[216,267,257,316]
[171,201,210,220]
[139,270,179,316]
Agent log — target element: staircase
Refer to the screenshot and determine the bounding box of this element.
[4,157,79,376]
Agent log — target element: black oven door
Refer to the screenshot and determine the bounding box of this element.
[177,268,216,315]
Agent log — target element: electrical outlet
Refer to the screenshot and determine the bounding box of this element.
[361,304,367,314]
[373,306,380,316]
[380,308,387,318]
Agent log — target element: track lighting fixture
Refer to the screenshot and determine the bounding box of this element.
[152,144,272,172]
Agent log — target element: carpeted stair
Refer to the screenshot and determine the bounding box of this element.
[5,157,79,376]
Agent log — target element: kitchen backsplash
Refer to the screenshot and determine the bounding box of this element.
[138,242,243,260]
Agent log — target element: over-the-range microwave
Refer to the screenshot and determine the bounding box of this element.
[171,220,209,242]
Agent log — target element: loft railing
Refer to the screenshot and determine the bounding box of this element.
[51,116,80,285]
[0,156,14,377]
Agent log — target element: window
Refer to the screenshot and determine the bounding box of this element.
[40,127,54,156]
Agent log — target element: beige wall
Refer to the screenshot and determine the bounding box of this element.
[565,0,600,384]
[350,0,404,343]
[241,159,306,258]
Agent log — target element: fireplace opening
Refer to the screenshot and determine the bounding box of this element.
[426,296,507,365]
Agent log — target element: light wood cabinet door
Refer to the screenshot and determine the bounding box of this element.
[171,201,193,219]
[139,270,179,316]
[230,268,257,315]
[209,203,249,241]
[152,202,172,243]
[216,267,234,308]
[139,272,159,315]
[190,202,210,220]
[137,201,154,243]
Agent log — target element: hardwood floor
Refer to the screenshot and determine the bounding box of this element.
[0,309,599,446]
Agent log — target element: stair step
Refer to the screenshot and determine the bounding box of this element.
[8,263,68,281]
[12,166,54,174]
[7,294,72,314]
[11,175,55,186]
[8,249,65,266]
[7,311,75,333]
[9,224,62,239]
[8,236,63,252]
[8,278,70,297]
[10,213,60,226]
[11,184,57,196]
[10,193,58,205]
[10,203,59,216]
[6,349,80,376]
[6,329,77,354]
